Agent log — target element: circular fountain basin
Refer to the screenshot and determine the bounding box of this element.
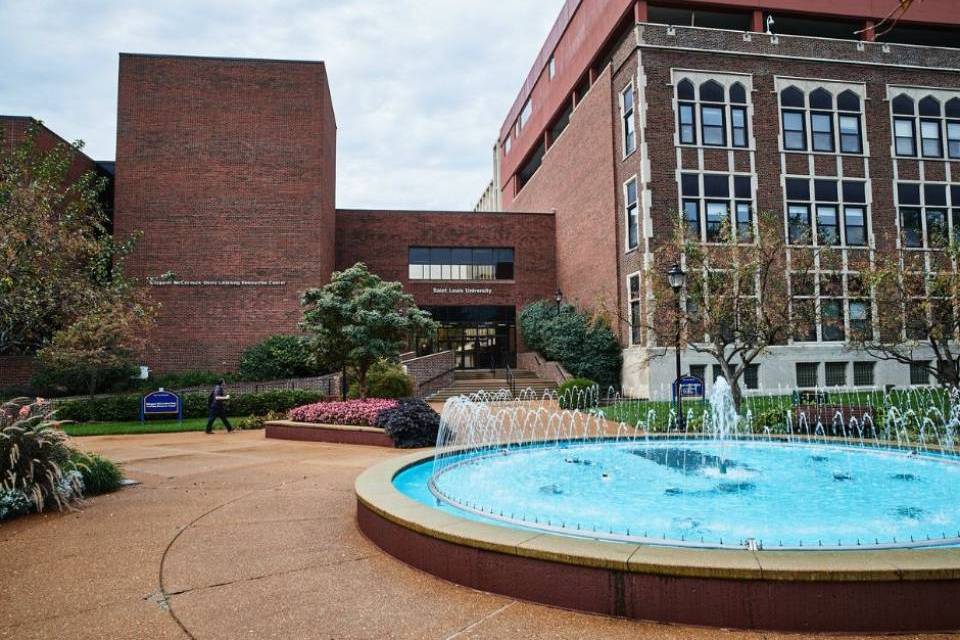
[356,439,960,632]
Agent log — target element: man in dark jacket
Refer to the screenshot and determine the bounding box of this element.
[206,379,233,434]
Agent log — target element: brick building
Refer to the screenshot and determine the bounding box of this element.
[491,0,960,398]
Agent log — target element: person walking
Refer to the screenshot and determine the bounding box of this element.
[206,379,234,433]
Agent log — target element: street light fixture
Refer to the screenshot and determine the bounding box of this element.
[668,264,687,429]
[555,288,563,314]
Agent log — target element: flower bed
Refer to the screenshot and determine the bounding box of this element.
[288,398,399,426]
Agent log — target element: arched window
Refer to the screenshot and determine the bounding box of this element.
[946,99,960,159]
[892,94,914,115]
[677,79,695,100]
[780,86,804,108]
[946,98,960,119]
[810,88,833,110]
[729,82,747,104]
[837,90,860,112]
[699,80,724,103]
[676,79,697,144]
[919,96,941,116]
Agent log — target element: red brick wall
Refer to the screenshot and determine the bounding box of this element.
[0,356,37,389]
[0,116,103,188]
[509,65,619,320]
[113,54,337,373]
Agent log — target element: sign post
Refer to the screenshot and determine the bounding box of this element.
[140,388,182,424]
[673,375,705,401]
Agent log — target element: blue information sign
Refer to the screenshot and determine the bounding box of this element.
[673,375,705,399]
[140,389,182,422]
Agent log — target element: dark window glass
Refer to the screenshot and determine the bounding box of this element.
[892,94,915,115]
[701,106,725,146]
[921,120,943,157]
[731,106,748,147]
[730,82,747,104]
[838,115,862,153]
[854,362,875,386]
[837,90,860,112]
[925,183,947,206]
[817,205,840,246]
[409,247,430,264]
[452,248,472,265]
[947,98,960,118]
[910,361,930,385]
[677,79,695,100]
[814,179,838,202]
[825,362,847,387]
[700,80,724,102]
[898,182,921,205]
[894,118,916,156]
[744,364,759,390]
[785,178,810,201]
[734,176,751,199]
[679,103,696,144]
[681,173,699,196]
[821,300,845,341]
[683,200,700,239]
[630,300,641,344]
[782,111,806,150]
[788,204,811,244]
[927,209,948,247]
[842,181,866,203]
[496,249,514,279]
[952,186,960,204]
[900,208,923,247]
[780,86,804,107]
[811,112,834,151]
[626,180,639,249]
[919,96,941,116]
[705,201,727,242]
[809,88,833,110]
[796,362,818,388]
[736,202,753,242]
[703,174,729,197]
[844,206,866,246]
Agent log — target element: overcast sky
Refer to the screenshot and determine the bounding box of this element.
[0,0,563,210]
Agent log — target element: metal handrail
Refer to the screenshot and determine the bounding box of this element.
[505,364,517,398]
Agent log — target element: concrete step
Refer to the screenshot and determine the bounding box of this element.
[427,369,558,401]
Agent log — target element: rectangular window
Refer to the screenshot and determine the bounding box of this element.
[731,106,748,148]
[690,364,706,382]
[910,361,931,386]
[900,207,923,248]
[735,202,753,242]
[796,363,819,389]
[519,99,533,131]
[628,274,641,345]
[849,300,871,337]
[683,199,700,239]
[548,55,556,79]
[948,121,960,159]
[744,364,759,390]
[622,86,636,156]
[844,206,866,246]
[838,115,862,153]
[810,112,835,152]
[894,118,916,156]
[701,106,725,146]
[821,299,845,341]
[408,247,514,281]
[788,204,811,244]
[816,205,840,246]
[783,111,806,150]
[503,136,511,156]
[712,364,725,382]
[927,209,948,247]
[853,362,875,387]
[679,103,696,144]
[705,201,727,242]
[625,179,639,250]
[920,120,942,157]
[825,362,847,387]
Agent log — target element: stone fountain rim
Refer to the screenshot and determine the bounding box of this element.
[356,443,960,582]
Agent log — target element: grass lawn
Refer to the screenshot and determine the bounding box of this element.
[62,418,222,437]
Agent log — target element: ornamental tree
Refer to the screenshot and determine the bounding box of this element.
[300,263,437,399]
[0,122,143,356]
[849,244,960,387]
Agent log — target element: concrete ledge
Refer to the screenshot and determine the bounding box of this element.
[355,449,960,632]
[265,420,394,447]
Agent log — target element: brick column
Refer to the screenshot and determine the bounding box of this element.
[633,0,648,23]
[751,9,764,33]
[861,20,877,41]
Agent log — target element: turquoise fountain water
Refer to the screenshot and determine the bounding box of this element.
[394,381,960,550]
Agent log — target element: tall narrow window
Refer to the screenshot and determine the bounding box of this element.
[621,85,636,156]
[677,79,696,145]
[901,208,923,248]
[788,204,811,244]
[948,98,960,159]
[731,106,748,147]
[844,206,866,246]
[894,118,916,156]
[625,178,639,250]
[839,115,862,153]
[920,120,943,157]
[519,98,533,131]
[628,274,642,345]
[816,205,840,246]
[705,201,727,242]
[699,80,726,146]
[811,113,834,152]
[783,111,806,150]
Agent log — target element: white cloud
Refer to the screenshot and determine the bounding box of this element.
[0,0,563,209]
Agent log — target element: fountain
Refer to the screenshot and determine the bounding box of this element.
[356,381,960,632]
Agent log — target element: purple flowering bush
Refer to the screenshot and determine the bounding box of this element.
[288,398,399,427]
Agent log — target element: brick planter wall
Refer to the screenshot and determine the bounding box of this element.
[403,351,456,398]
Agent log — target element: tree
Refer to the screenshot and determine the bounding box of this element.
[299,263,437,399]
[35,298,153,398]
[849,244,960,387]
[645,212,822,410]
[1,122,141,356]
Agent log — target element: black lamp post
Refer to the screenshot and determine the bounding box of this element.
[667,264,687,429]
[555,288,563,314]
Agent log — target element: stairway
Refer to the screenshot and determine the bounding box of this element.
[427,369,557,402]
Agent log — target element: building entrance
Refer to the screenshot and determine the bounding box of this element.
[420,306,516,370]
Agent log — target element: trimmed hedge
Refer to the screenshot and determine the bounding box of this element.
[55,389,326,423]
[519,300,622,389]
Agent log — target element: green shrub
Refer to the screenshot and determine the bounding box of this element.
[519,301,622,389]
[31,362,137,397]
[557,378,600,410]
[348,360,414,399]
[238,335,321,381]
[55,389,325,423]
[68,452,123,495]
[235,410,286,430]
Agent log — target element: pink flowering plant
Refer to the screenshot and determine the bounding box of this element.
[288,398,399,426]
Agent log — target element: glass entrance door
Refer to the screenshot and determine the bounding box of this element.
[420,306,517,370]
